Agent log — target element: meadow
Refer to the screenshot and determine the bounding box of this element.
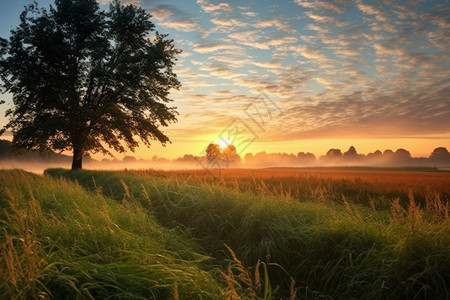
[1,167,449,299]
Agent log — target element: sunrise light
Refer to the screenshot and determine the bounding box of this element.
[0,2,449,298]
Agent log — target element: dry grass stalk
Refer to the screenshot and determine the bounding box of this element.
[218,265,241,300]
[173,281,179,300]
[289,277,296,300]
[425,187,448,218]
[0,192,47,298]
[390,198,407,220]
[407,191,422,234]
[224,244,260,299]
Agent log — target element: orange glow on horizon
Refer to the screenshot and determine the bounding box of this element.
[92,136,450,161]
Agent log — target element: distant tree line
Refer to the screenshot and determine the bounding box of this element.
[2,139,449,169]
[244,146,450,167]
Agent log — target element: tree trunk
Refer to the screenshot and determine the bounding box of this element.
[71,143,83,170]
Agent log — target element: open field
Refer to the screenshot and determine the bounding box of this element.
[1,167,449,299]
[124,167,450,214]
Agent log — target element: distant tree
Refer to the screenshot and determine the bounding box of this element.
[326,148,342,158]
[383,149,395,157]
[222,144,240,167]
[0,0,180,170]
[318,148,342,164]
[430,147,450,158]
[122,155,136,163]
[205,143,221,164]
[176,154,196,163]
[343,146,357,157]
[366,150,382,162]
[373,150,382,157]
[394,148,411,161]
[254,151,268,161]
[429,147,450,162]
[297,152,316,164]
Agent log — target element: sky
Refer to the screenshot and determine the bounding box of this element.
[0,0,449,160]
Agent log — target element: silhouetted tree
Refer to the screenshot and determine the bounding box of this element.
[297,152,316,164]
[344,146,357,157]
[429,147,450,164]
[383,149,395,161]
[326,148,342,158]
[0,0,180,170]
[394,148,411,163]
[122,155,136,163]
[222,144,240,167]
[205,143,221,164]
[366,150,382,163]
[395,148,411,158]
[343,146,364,163]
[372,150,382,157]
[430,147,450,159]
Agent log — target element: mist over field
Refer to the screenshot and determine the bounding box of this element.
[2,138,450,174]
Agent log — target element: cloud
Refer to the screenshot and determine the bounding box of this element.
[98,0,143,5]
[209,55,252,67]
[294,0,345,14]
[253,61,283,69]
[147,1,450,143]
[423,10,450,29]
[150,5,174,20]
[196,0,233,13]
[158,20,199,31]
[428,30,450,51]
[211,18,247,27]
[194,43,243,54]
[228,30,261,43]
[253,18,296,34]
[306,12,336,23]
[199,63,245,79]
[150,4,200,32]
[356,2,388,22]
[235,78,272,90]
[292,45,329,63]
[227,31,297,50]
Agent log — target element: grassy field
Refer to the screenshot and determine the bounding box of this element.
[1,167,449,299]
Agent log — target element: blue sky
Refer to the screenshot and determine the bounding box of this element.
[0,0,449,159]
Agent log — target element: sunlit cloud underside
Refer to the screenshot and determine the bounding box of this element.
[1,0,449,159]
[148,0,449,143]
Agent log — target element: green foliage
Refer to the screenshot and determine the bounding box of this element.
[0,0,180,169]
[46,168,450,299]
[0,170,223,299]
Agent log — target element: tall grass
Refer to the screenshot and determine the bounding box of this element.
[0,170,225,299]
[46,168,450,299]
[127,168,450,214]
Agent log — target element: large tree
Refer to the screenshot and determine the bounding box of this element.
[0,0,180,169]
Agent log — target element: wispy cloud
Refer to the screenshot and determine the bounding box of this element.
[194,43,243,54]
[139,0,450,143]
[150,4,200,32]
[196,0,233,14]
[210,18,247,28]
[253,18,297,34]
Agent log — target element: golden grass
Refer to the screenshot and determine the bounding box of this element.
[124,167,450,218]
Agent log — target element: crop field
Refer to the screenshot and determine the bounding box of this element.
[1,167,449,299]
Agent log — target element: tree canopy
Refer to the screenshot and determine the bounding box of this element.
[0,0,180,169]
[205,143,221,165]
[205,143,241,168]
